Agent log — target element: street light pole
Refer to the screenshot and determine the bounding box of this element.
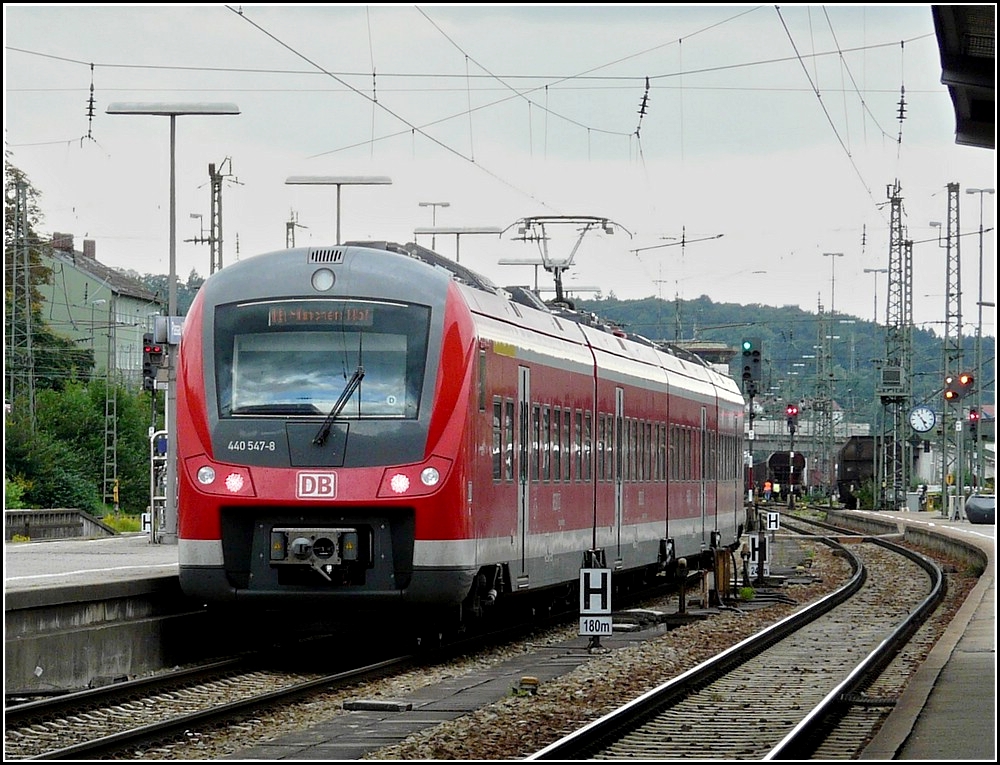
[822,252,844,313]
[107,102,240,545]
[965,187,994,489]
[90,298,107,355]
[286,176,393,245]
[863,267,888,325]
[413,226,502,264]
[418,201,450,250]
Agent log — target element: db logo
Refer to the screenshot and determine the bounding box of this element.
[297,472,337,499]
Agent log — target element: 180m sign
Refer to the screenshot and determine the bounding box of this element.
[579,616,613,636]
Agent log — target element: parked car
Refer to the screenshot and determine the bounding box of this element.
[964,495,996,525]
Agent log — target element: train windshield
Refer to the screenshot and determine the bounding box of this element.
[214,298,431,419]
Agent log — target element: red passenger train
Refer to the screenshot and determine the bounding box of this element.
[176,241,746,625]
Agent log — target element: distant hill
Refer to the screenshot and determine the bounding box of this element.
[572,294,992,428]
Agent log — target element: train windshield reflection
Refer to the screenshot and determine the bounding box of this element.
[214,298,431,419]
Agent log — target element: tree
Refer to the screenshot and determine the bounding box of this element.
[5,380,155,514]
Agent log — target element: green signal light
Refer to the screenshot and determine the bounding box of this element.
[742,340,753,352]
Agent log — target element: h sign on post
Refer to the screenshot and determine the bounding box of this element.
[579,568,612,637]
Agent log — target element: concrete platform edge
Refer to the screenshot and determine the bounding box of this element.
[860,529,995,760]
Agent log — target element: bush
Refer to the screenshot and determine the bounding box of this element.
[4,476,28,509]
[103,513,142,533]
[5,381,155,515]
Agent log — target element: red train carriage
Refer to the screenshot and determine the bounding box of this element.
[176,241,745,624]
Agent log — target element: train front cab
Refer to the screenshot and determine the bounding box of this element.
[176,245,482,611]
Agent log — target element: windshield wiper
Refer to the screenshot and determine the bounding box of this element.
[313,365,365,446]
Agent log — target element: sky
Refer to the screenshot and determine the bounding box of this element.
[4,3,996,337]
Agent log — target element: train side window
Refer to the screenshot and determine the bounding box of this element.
[564,409,572,482]
[640,420,646,482]
[504,399,515,481]
[638,420,645,482]
[638,419,644,482]
[553,408,562,482]
[630,418,638,482]
[679,428,686,481]
[710,431,718,480]
[597,415,606,481]
[492,397,502,480]
[531,404,541,481]
[685,428,693,481]
[597,414,611,481]
[623,418,630,482]
[645,421,652,483]
[608,413,617,481]
[542,405,552,481]
[574,410,582,481]
[634,418,641,482]
[669,425,678,481]
[656,423,665,481]
[583,412,592,481]
[624,418,630,483]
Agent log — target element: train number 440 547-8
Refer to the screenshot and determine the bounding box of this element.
[227,440,277,451]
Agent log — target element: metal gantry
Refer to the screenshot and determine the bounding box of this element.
[876,181,913,509]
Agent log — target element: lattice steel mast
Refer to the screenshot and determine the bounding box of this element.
[876,181,913,509]
[102,297,119,509]
[5,180,36,429]
[939,182,964,512]
[814,302,835,499]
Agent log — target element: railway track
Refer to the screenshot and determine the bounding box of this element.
[4,574,676,760]
[3,649,415,760]
[7,514,969,760]
[527,518,944,760]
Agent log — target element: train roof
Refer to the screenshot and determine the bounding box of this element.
[346,240,717,373]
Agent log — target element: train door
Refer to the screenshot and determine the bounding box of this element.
[615,387,624,557]
[700,405,708,542]
[516,366,530,579]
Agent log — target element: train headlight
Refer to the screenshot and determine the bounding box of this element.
[377,456,452,498]
[184,456,256,497]
[311,268,336,291]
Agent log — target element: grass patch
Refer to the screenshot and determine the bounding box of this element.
[102,513,142,533]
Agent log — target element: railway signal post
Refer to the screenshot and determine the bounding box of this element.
[742,338,762,515]
[785,405,799,510]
